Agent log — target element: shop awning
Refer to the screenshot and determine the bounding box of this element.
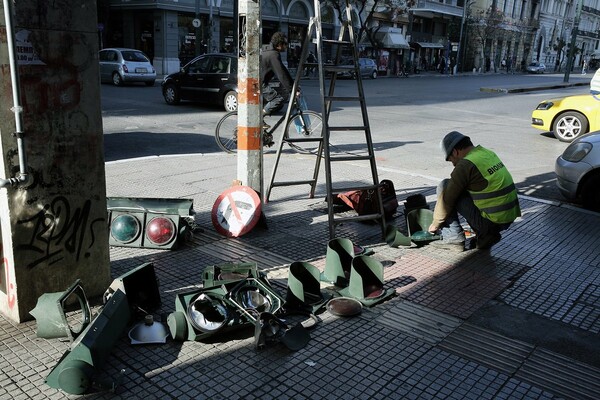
[415,42,445,49]
[380,32,410,49]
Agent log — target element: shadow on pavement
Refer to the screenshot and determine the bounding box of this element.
[104,131,220,161]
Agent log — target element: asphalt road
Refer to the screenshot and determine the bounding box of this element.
[101,72,594,207]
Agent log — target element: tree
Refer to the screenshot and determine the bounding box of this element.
[322,0,415,53]
[553,37,567,71]
[468,6,506,72]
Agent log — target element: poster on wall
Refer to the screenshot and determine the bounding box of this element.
[378,50,389,72]
[15,30,45,65]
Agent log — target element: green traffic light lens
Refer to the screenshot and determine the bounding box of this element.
[111,214,141,243]
[146,217,176,245]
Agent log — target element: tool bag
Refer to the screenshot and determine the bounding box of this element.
[336,179,398,219]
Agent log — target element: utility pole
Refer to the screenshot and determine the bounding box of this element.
[457,1,468,73]
[237,0,262,194]
[564,0,582,82]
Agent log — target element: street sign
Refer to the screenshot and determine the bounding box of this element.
[192,19,201,28]
[211,186,262,237]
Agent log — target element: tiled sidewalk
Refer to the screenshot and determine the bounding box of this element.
[1,153,599,400]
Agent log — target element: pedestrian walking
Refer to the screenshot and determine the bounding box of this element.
[582,59,588,75]
[427,131,521,251]
[305,51,316,77]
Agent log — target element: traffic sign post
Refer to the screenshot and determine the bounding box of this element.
[211,186,262,237]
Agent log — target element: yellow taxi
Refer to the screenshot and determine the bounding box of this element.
[531,94,600,142]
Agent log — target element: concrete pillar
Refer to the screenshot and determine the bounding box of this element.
[154,10,180,75]
[237,0,263,194]
[0,0,111,322]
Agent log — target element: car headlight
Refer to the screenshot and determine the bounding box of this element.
[562,142,593,162]
[536,102,554,110]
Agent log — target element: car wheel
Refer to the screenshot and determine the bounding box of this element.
[112,72,123,86]
[145,80,155,87]
[580,173,600,211]
[163,83,180,105]
[223,91,237,112]
[371,70,377,79]
[552,111,588,142]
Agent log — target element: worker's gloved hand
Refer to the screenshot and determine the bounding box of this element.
[427,223,439,234]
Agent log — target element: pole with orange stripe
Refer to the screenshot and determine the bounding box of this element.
[237,1,262,195]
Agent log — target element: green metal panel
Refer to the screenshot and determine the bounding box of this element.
[29,280,91,341]
[45,290,131,395]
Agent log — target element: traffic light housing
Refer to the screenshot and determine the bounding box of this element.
[107,197,195,249]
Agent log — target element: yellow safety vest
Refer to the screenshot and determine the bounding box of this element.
[464,146,521,224]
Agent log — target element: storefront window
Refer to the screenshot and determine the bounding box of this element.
[262,0,278,17]
[290,2,309,19]
[106,10,124,49]
[220,18,234,53]
[288,24,307,69]
[178,13,209,65]
[321,6,334,24]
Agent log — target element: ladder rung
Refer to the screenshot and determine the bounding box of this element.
[331,184,379,193]
[271,179,317,188]
[322,39,352,45]
[325,96,361,102]
[328,126,367,131]
[329,155,372,162]
[333,213,383,224]
[285,137,323,143]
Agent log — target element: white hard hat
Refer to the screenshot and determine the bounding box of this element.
[440,131,469,161]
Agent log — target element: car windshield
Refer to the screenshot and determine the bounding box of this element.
[122,51,149,62]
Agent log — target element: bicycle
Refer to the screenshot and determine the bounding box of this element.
[215,99,323,155]
[397,64,409,78]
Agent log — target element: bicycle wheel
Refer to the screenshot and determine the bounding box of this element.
[285,110,323,154]
[215,111,238,153]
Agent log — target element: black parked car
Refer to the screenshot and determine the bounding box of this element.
[162,53,238,111]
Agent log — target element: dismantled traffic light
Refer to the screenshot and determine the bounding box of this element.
[107,197,196,249]
[167,263,285,342]
[31,263,162,395]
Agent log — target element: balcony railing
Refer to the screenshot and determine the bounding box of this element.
[582,5,600,17]
[411,0,464,17]
[578,29,600,39]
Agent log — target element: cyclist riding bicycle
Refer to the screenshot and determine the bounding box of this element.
[261,32,301,117]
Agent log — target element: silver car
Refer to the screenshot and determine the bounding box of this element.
[99,48,156,86]
[555,130,600,211]
[526,62,546,74]
[337,58,378,79]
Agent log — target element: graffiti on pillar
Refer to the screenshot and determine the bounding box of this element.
[0,243,16,309]
[16,196,105,269]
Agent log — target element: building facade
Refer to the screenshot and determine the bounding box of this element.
[533,0,600,72]
[100,0,600,76]
[102,0,339,75]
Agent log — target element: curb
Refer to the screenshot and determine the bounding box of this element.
[480,81,590,93]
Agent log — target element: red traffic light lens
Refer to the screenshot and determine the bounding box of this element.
[146,217,176,245]
[111,214,141,243]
